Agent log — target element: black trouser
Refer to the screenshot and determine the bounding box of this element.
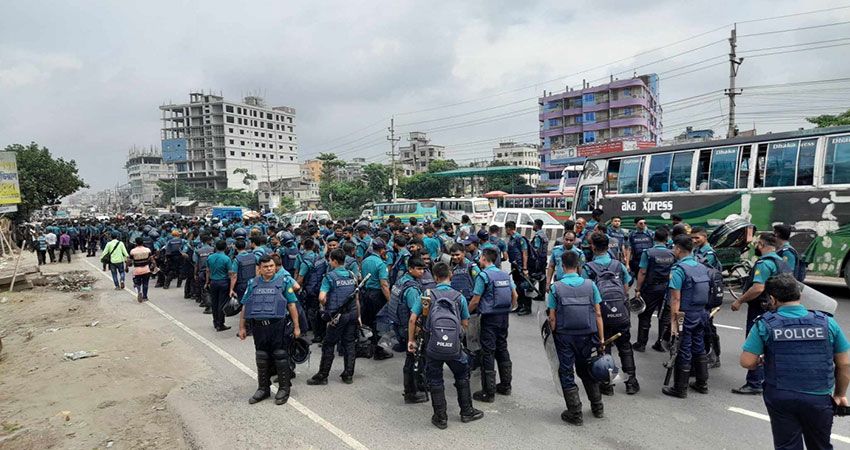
[87,239,98,256]
[603,322,635,376]
[165,254,181,283]
[37,250,47,265]
[637,289,666,342]
[47,245,56,262]
[193,274,208,304]
[303,293,324,338]
[510,267,530,309]
[321,311,357,374]
[209,279,230,328]
[59,245,71,263]
[479,313,510,372]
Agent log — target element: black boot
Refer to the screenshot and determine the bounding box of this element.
[176,277,183,288]
[456,379,484,423]
[620,350,639,395]
[709,335,722,368]
[496,361,512,395]
[583,381,604,418]
[633,325,650,352]
[473,370,496,403]
[307,351,334,386]
[272,349,291,405]
[599,382,614,396]
[249,351,272,404]
[403,371,428,404]
[163,274,171,289]
[689,355,709,394]
[341,345,355,384]
[662,365,690,398]
[561,386,583,426]
[430,385,448,429]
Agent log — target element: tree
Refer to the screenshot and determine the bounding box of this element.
[427,159,459,174]
[276,196,296,214]
[807,109,850,127]
[317,153,346,184]
[486,160,532,194]
[156,179,191,207]
[363,163,392,201]
[6,142,87,218]
[232,168,257,186]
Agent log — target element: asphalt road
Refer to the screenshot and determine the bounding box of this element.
[79,258,850,450]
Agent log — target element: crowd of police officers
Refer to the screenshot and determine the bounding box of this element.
[30,209,850,447]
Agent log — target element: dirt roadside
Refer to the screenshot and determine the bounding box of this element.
[0,253,210,450]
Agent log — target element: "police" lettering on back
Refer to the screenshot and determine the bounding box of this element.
[773,327,825,341]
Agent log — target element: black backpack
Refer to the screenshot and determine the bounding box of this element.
[587,260,629,327]
[426,292,463,361]
[777,246,807,282]
[695,250,725,308]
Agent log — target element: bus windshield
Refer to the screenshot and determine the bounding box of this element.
[473,200,491,213]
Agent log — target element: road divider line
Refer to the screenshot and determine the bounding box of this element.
[714,323,744,330]
[728,406,850,444]
[82,259,369,450]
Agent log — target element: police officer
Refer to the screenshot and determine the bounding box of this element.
[389,235,411,286]
[388,256,429,403]
[740,273,850,449]
[206,240,233,332]
[606,216,627,262]
[505,221,531,316]
[163,230,184,289]
[731,233,792,395]
[531,219,549,297]
[297,238,327,343]
[416,262,484,429]
[359,238,393,360]
[633,227,675,353]
[773,224,805,281]
[342,241,360,281]
[238,255,301,405]
[663,235,710,399]
[692,226,723,368]
[469,247,517,402]
[449,244,479,301]
[279,232,300,275]
[463,234,481,266]
[192,234,214,312]
[549,250,605,425]
[626,217,653,276]
[230,239,256,303]
[355,224,372,263]
[307,249,360,385]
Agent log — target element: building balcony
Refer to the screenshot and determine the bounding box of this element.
[610,96,647,109]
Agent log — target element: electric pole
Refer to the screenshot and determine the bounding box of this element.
[387,116,400,201]
[726,24,744,138]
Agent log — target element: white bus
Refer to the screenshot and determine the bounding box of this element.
[432,197,494,225]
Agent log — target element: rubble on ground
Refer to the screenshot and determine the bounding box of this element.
[47,271,99,292]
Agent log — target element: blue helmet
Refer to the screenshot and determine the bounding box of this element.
[234,227,248,239]
[280,232,295,246]
[148,230,160,239]
[588,353,620,384]
[142,225,152,234]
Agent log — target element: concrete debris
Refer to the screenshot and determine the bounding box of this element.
[48,271,98,292]
[63,350,98,361]
[88,320,99,328]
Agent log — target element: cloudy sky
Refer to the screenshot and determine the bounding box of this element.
[2,0,850,190]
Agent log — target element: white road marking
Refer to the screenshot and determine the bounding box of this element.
[714,323,744,331]
[728,406,850,444]
[82,259,369,450]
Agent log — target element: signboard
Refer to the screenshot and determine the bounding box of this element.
[550,146,576,160]
[0,205,18,213]
[161,139,188,162]
[576,140,656,157]
[0,152,21,205]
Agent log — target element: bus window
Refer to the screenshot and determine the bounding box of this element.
[461,201,473,213]
[494,211,506,223]
[533,198,544,208]
[765,141,799,187]
[648,153,673,192]
[577,186,596,212]
[671,151,692,191]
[797,139,817,186]
[618,157,644,194]
[696,150,711,190]
[605,160,620,194]
[709,147,738,190]
[474,199,491,213]
[738,145,751,189]
[556,197,565,209]
[754,143,767,188]
[544,197,554,209]
[520,213,533,226]
[506,212,519,224]
[825,135,850,184]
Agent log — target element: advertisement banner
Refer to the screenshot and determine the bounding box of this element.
[0,152,21,205]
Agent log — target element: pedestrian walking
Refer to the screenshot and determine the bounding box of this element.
[129,237,156,302]
[58,231,72,263]
[101,232,129,290]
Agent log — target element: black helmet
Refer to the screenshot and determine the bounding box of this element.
[280,232,295,246]
[627,295,646,314]
[233,227,248,239]
[142,225,152,233]
[289,337,311,365]
[588,353,623,384]
[222,294,242,317]
[148,230,160,239]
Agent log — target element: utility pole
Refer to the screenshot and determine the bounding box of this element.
[387,116,400,201]
[726,24,744,138]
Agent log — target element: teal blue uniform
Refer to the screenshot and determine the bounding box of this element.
[778,242,797,272]
[399,273,424,314]
[321,267,353,293]
[206,252,232,281]
[668,255,698,290]
[550,245,584,281]
[582,254,632,284]
[547,273,602,309]
[472,265,516,296]
[694,243,719,267]
[360,254,388,289]
[423,236,442,260]
[639,244,670,269]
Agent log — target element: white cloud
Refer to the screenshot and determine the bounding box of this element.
[0,50,82,88]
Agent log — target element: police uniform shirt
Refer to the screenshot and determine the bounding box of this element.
[581,254,632,284]
[192,244,213,265]
[550,245,585,282]
[398,273,424,315]
[752,251,782,284]
[472,265,517,297]
[668,255,698,290]
[743,304,850,395]
[298,251,321,278]
[423,236,442,260]
[207,252,232,280]
[546,273,602,310]
[639,244,671,269]
[695,243,719,267]
[320,267,356,294]
[508,232,527,253]
[361,254,389,289]
[778,242,797,271]
[490,235,508,255]
[346,259,360,279]
[414,282,471,319]
[355,236,372,259]
[468,249,481,265]
[240,271,299,305]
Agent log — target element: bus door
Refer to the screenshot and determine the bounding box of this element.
[575,186,597,218]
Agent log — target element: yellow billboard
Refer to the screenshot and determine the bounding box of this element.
[0,152,22,205]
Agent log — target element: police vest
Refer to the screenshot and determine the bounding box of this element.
[552,280,597,335]
[479,269,512,315]
[344,256,359,279]
[235,252,256,285]
[676,262,710,311]
[243,276,289,319]
[608,230,625,259]
[165,237,183,256]
[195,246,214,275]
[419,269,437,292]
[302,253,327,297]
[645,247,676,294]
[142,236,154,252]
[763,310,834,392]
[281,245,299,273]
[507,235,524,265]
[387,278,421,328]
[628,231,653,262]
[743,254,792,304]
[326,270,357,315]
[451,261,475,299]
[533,230,549,273]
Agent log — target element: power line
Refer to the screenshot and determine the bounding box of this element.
[745,41,850,58]
[738,5,850,24]
[738,20,850,37]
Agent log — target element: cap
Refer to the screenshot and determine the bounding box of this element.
[476,229,489,240]
[371,238,386,250]
[461,235,480,245]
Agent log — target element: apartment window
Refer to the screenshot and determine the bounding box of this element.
[255,143,259,147]
[289,136,293,141]
[228,127,234,133]
[623,88,631,97]
[225,105,234,113]
[582,93,595,106]
[261,143,266,148]
[623,127,633,136]
[279,145,284,149]
[240,140,245,145]
[262,154,267,158]
[270,155,274,159]
[290,156,295,161]
[548,119,559,127]
[289,146,293,151]
[237,118,243,125]
[275,115,280,121]
[240,129,244,135]
[279,135,283,139]
[229,151,235,156]
[583,131,596,143]
[254,131,258,136]
[237,107,242,114]
[241,152,246,157]
[583,112,596,124]
[261,132,265,137]
[266,112,273,119]
[229,139,234,144]
[624,107,633,116]
[267,123,273,129]
[276,124,280,130]
[288,117,293,123]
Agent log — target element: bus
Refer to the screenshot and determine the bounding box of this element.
[373,200,438,225]
[488,190,574,222]
[570,125,850,287]
[431,197,493,225]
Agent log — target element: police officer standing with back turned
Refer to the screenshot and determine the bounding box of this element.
[663,235,710,399]
[731,233,792,395]
[633,227,675,353]
[238,255,301,405]
[360,238,393,360]
[549,250,605,426]
[740,274,850,449]
[469,247,517,403]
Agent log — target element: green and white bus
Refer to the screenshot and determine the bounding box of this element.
[372,200,438,225]
[571,125,850,287]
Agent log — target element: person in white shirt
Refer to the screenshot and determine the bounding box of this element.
[45,231,57,263]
